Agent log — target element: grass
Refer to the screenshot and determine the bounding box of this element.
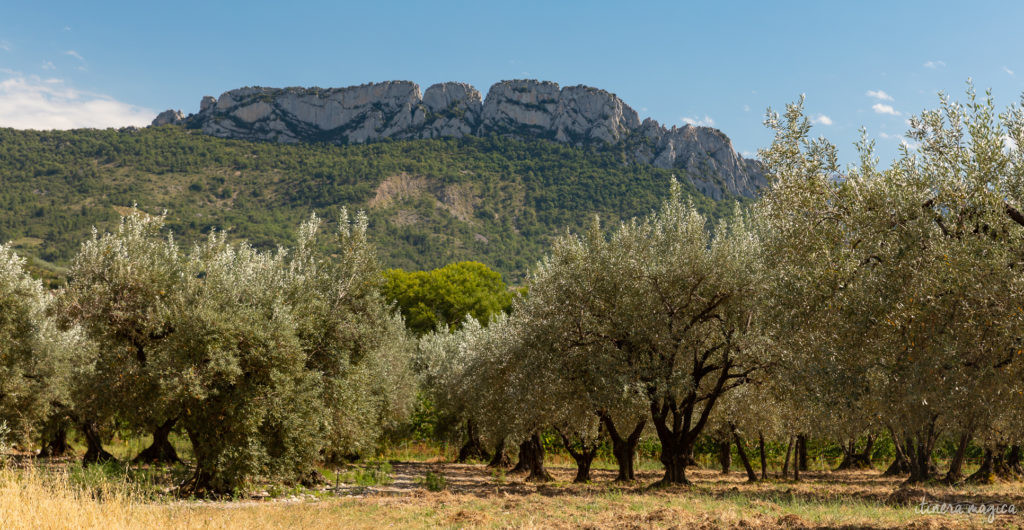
[335,460,393,487]
[2,459,1018,528]
[4,438,1021,528]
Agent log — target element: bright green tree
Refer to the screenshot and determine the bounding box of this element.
[383,261,514,335]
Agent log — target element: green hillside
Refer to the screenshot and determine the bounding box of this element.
[0,126,738,283]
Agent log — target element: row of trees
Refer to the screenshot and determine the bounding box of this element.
[419,87,1024,485]
[3,87,1023,492]
[0,211,416,494]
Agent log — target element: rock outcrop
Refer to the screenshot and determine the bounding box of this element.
[173,80,765,198]
[151,109,184,127]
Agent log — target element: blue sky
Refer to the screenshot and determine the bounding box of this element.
[1,1,1022,164]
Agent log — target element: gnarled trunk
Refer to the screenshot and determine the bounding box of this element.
[883,429,911,476]
[81,421,116,465]
[943,431,971,484]
[558,427,601,483]
[650,388,726,486]
[133,418,181,464]
[456,419,490,463]
[797,434,808,471]
[657,434,690,485]
[718,439,732,474]
[967,444,1022,483]
[512,439,531,474]
[487,439,511,468]
[836,435,875,470]
[904,420,940,484]
[38,423,71,458]
[601,414,644,482]
[514,433,552,482]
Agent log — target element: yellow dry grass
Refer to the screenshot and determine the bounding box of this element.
[0,463,1018,529]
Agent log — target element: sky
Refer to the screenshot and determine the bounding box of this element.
[1,1,1022,165]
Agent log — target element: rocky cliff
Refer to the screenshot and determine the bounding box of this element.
[157,80,765,198]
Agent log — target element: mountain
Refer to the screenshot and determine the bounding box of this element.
[0,127,739,285]
[154,80,766,200]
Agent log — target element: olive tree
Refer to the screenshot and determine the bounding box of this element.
[58,212,184,463]
[386,260,513,462]
[285,212,416,462]
[156,212,415,494]
[490,183,765,485]
[0,244,85,451]
[757,88,1024,483]
[158,231,324,494]
[504,218,652,482]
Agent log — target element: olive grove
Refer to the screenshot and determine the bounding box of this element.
[3,87,1024,493]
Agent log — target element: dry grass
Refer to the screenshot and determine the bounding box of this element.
[1,461,1021,529]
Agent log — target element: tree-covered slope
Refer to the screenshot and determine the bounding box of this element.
[0,126,737,283]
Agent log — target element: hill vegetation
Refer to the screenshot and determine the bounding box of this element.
[0,126,734,284]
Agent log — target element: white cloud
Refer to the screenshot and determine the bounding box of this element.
[811,114,833,125]
[1004,66,1015,76]
[1004,135,1018,152]
[923,60,946,69]
[682,114,714,127]
[0,40,10,52]
[743,104,751,112]
[741,151,755,158]
[0,75,156,129]
[878,132,894,139]
[41,61,55,70]
[865,89,894,101]
[872,103,900,116]
[900,137,921,150]
[64,50,84,62]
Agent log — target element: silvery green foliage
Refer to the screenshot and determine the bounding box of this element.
[416,317,483,437]
[285,212,416,459]
[0,244,85,446]
[450,182,765,482]
[757,88,1024,476]
[160,229,324,492]
[61,210,414,492]
[58,212,182,435]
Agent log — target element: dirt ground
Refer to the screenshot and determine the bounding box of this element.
[281,462,1024,528]
[9,454,1024,528]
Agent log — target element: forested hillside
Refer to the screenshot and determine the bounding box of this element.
[0,126,735,283]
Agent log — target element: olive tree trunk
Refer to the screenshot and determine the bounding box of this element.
[782,436,794,479]
[836,435,874,470]
[905,420,940,484]
[883,429,912,476]
[558,429,600,483]
[514,433,552,482]
[456,419,490,463]
[758,431,768,480]
[38,423,71,458]
[133,418,181,464]
[600,414,644,482]
[730,425,758,482]
[487,438,511,468]
[718,438,732,474]
[968,444,1022,483]
[943,431,971,484]
[81,421,117,464]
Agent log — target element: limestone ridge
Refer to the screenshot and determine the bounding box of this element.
[157,80,765,198]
